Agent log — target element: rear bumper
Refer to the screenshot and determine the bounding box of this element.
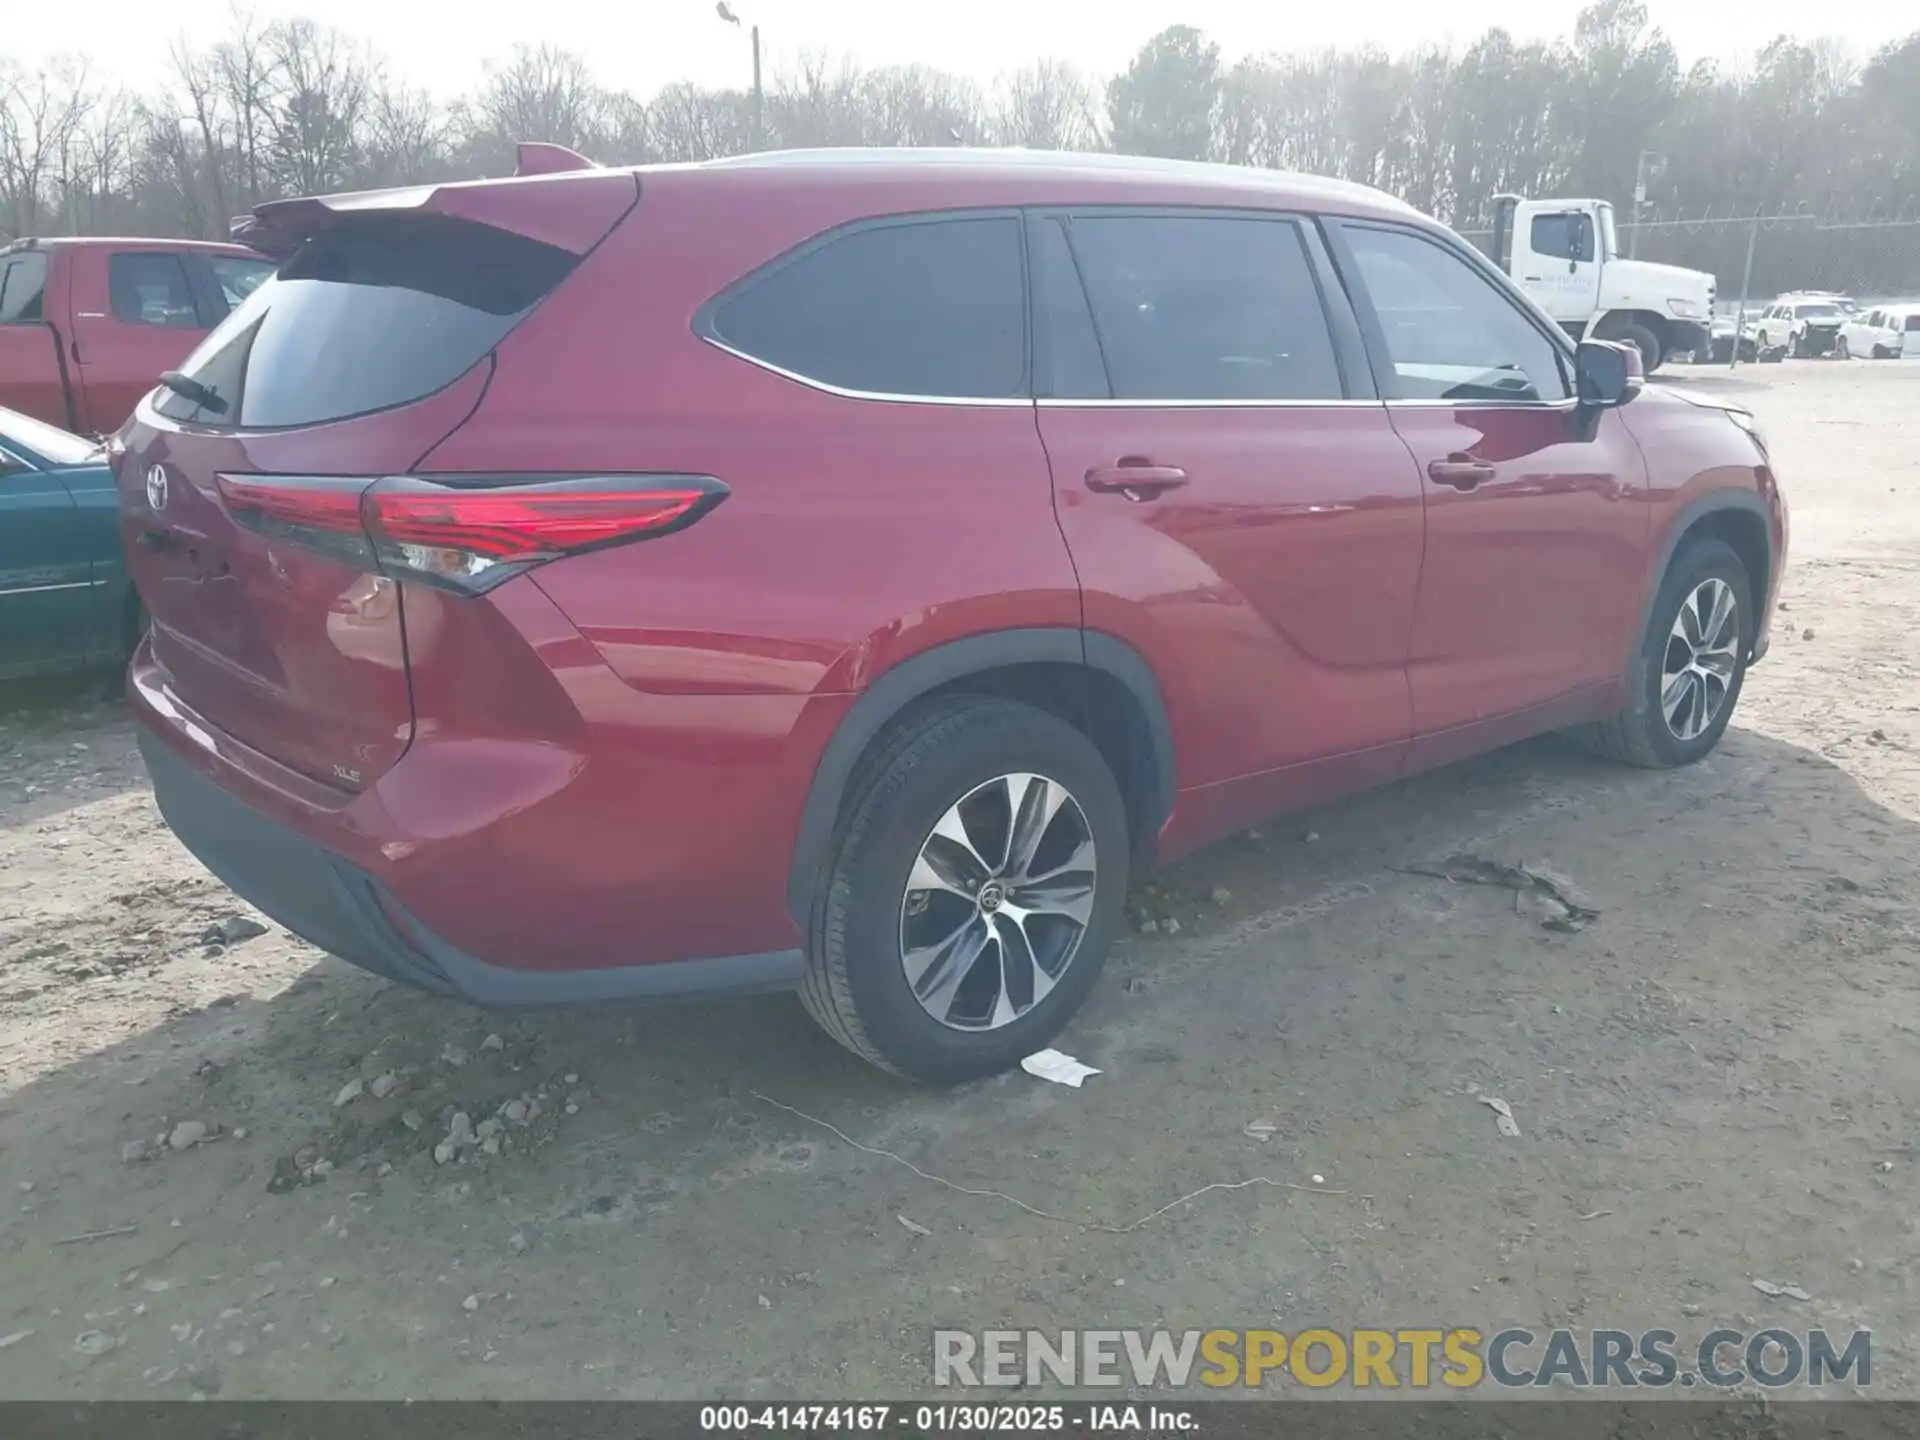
[139,722,803,1007]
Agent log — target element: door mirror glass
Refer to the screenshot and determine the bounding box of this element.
[1575,339,1642,407]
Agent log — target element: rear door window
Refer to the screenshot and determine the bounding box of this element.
[703,216,1027,399]
[1057,213,1345,401]
[0,253,47,323]
[155,215,579,430]
[1030,218,1112,400]
[109,253,201,328]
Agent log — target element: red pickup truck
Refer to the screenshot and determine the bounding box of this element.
[0,237,275,436]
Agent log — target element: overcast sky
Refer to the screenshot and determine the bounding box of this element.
[8,0,1914,100]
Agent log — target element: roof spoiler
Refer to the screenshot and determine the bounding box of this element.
[232,145,624,262]
[229,213,301,262]
[515,142,601,177]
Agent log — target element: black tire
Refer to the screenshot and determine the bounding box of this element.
[800,695,1130,1084]
[1571,539,1753,769]
[1609,320,1663,374]
[1837,337,1851,360]
[1787,331,1803,359]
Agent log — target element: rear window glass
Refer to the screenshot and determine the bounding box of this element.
[705,216,1027,399]
[156,216,577,430]
[1907,315,1920,332]
[208,255,277,310]
[0,252,47,323]
[110,253,200,328]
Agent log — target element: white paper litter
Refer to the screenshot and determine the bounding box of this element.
[897,1213,931,1237]
[1020,1049,1101,1087]
[1479,1095,1522,1138]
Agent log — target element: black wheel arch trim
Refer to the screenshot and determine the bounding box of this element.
[786,627,1175,925]
[1639,490,1774,655]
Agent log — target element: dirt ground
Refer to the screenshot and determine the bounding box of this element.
[1,361,1916,1402]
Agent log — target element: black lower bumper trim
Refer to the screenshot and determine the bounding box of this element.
[138,729,804,1007]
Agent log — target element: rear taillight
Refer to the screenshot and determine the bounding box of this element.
[218,476,379,570]
[215,474,728,594]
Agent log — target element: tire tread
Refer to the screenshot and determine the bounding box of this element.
[798,693,1039,1078]
[1568,536,1750,769]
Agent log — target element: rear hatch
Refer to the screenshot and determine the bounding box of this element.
[119,173,638,793]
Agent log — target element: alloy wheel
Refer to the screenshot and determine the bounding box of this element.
[898,772,1097,1032]
[1660,578,1740,741]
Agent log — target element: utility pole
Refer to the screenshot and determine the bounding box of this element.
[1730,215,1759,370]
[1630,149,1659,259]
[752,24,763,151]
[717,3,764,151]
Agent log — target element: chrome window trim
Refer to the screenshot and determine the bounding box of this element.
[698,335,1035,407]
[1035,395,1378,410]
[705,341,1579,413]
[1383,397,1583,412]
[0,581,91,597]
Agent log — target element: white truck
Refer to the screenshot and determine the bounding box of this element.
[1488,194,1716,373]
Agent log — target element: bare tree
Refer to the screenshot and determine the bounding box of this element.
[363,76,450,185]
[467,44,608,169]
[864,65,984,147]
[0,56,93,237]
[265,19,373,194]
[646,81,749,161]
[989,60,1100,150]
[211,10,275,211]
[768,53,871,148]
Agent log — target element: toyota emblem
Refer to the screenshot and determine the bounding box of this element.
[145,465,169,511]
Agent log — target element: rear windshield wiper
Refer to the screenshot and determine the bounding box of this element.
[158,371,229,416]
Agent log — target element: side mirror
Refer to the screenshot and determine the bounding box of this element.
[1575,339,1643,408]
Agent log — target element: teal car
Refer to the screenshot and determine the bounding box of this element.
[0,405,139,682]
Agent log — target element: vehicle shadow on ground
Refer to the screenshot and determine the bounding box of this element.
[4,723,1917,1397]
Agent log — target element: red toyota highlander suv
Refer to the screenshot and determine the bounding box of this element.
[117,150,1786,1083]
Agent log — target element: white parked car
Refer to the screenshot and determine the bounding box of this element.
[1752,294,1851,359]
[1836,305,1919,360]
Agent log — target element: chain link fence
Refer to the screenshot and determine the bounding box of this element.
[1622,201,1920,311]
